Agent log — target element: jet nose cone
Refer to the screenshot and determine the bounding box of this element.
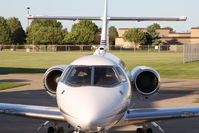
[80,112,99,128]
[61,87,124,131]
[76,104,105,129]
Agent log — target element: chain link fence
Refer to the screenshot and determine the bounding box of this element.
[0,44,175,52]
[0,45,95,52]
[184,43,199,63]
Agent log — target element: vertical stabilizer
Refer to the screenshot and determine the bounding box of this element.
[100,0,109,50]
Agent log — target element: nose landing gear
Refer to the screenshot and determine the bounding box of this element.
[37,121,65,133]
[47,126,64,133]
[47,126,55,133]
[136,128,152,133]
[136,122,164,133]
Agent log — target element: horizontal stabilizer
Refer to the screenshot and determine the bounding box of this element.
[108,16,187,21]
[27,15,187,22]
[27,15,102,21]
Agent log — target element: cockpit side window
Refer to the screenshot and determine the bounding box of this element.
[60,66,71,82]
[119,60,127,71]
[65,66,91,86]
[94,67,120,87]
[116,67,127,82]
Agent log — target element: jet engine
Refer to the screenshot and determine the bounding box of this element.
[43,65,68,97]
[130,66,160,97]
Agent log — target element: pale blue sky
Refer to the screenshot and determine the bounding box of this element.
[0,0,198,32]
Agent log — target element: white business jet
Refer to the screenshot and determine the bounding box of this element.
[1,0,198,133]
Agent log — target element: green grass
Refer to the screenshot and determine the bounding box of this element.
[0,82,30,90]
[0,51,199,79]
[194,98,199,103]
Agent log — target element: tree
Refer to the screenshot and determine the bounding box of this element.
[30,19,62,29]
[147,23,161,33]
[0,17,11,44]
[64,20,98,44]
[146,23,161,46]
[26,20,64,44]
[123,28,147,51]
[143,32,152,45]
[163,39,182,45]
[164,26,174,32]
[109,26,118,45]
[63,32,77,44]
[7,17,26,44]
[94,27,101,44]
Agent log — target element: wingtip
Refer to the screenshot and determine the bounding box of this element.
[180,16,187,21]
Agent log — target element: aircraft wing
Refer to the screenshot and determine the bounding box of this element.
[120,106,199,125]
[0,103,65,122]
[108,16,187,21]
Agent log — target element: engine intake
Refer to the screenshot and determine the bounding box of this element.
[43,65,67,97]
[131,66,160,97]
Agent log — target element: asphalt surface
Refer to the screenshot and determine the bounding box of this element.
[1,74,199,133]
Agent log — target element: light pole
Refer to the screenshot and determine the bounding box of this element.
[27,7,30,27]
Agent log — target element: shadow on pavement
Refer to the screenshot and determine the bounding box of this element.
[0,79,30,82]
[0,67,46,74]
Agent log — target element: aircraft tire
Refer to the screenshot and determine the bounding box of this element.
[48,126,55,133]
[146,128,153,133]
[136,128,144,133]
[57,127,64,133]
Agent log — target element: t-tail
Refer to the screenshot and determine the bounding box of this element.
[100,0,109,49]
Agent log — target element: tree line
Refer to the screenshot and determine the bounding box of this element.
[0,17,25,44]
[0,16,173,46]
[0,17,118,45]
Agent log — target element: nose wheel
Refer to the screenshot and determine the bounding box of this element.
[48,127,55,133]
[47,126,65,133]
[136,128,153,133]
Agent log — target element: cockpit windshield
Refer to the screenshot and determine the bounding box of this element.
[64,66,125,87]
[65,66,92,86]
[94,67,119,86]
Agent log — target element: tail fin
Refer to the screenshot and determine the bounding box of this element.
[100,0,109,50]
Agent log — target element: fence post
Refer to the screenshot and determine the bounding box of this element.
[183,44,185,64]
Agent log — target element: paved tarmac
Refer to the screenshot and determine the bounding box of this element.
[0,74,199,133]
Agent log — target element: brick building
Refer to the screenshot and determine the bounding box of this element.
[115,28,199,48]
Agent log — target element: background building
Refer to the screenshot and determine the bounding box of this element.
[115,28,199,48]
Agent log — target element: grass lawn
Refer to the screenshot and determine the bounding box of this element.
[0,82,30,91]
[194,98,199,103]
[0,51,199,79]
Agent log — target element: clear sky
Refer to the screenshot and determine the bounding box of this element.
[1,0,198,32]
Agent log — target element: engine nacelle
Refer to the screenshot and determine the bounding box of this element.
[130,66,160,97]
[43,65,68,97]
